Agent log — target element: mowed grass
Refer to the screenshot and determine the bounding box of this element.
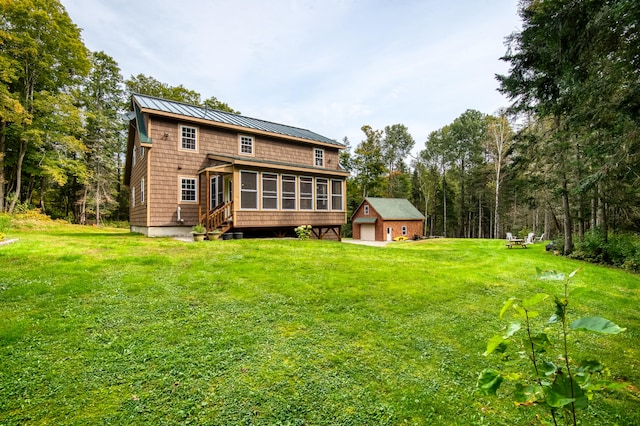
[1,223,639,425]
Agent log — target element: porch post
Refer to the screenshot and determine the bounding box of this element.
[205,170,211,232]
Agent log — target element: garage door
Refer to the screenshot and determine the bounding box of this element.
[360,224,376,241]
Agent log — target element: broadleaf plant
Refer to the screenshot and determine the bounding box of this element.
[477,268,626,425]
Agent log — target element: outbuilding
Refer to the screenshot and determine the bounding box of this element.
[351,197,424,241]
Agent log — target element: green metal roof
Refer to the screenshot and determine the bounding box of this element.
[353,217,377,224]
[365,198,425,220]
[132,93,343,147]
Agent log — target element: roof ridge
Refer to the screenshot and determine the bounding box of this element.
[132,92,322,136]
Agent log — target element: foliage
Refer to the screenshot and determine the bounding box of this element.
[0,213,10,239]
[191,223,205,234]
[572,230,640,272]
[294,224,312,239]
[478,268,626,425]
[0,225,638,424]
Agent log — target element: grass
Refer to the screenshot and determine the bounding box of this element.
[1,222,639,425]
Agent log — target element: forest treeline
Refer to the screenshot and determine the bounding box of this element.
[1,0,639,263]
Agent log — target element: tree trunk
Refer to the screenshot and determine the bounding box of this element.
[8,139,28,213]
[442,173,447,237]
[598,181,608,242]
[0,120,5,212]
[562,174,574,255]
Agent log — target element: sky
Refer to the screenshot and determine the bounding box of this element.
[62,0,521,154]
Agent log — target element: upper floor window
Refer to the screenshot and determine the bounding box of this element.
[132,146,137,166]
[314,148,324,167]
[239,135,254,156]
[180,177,197,202]
[281,175,296,210]
[180,125,197,151]
[364,204,369,215]
[240,171,258,209]
[140,146,145,159]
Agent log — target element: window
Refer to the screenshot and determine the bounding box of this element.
[240,171,258,209]
[140,178,145,204]
[364,205,369,215]
[239,135,254,155]
[282,175,296,210]
[210,175,224,210]
[316,178,328,210]
[314,148,324,167]
[299,177,313,210]
[331,180,343,211]
[132,146,137,166]
[180,125,197,151]
[180,177,197,202]
[262,173,278,210]
[140,146,145,159]
[402,226,408,236]
[131,187,135,207]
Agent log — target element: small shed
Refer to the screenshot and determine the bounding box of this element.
[351,197,424,241]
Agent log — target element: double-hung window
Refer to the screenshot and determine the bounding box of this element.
[331,179,343,211]
[239,135,254,155]
[180,125,197,151]
[140,178,145,204]
[316,178,328,210]
[262,173,278,210]
[132,146,137,166]
[281,175,296,210]
[299,177,313,210]
[240,171,258,209]
[180,177,197,202]
[314,148,324,167]
[131,187,136,207]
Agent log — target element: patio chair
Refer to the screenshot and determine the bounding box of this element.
[506,232,515,241]
[538,233,545,241]
[525,232,535,244]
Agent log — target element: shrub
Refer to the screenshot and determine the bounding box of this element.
[295,225,313,239]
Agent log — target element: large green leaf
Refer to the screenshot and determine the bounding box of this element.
[536,268,565,281]
[514,383,543,405]
[484,335,506,356]
[477,369,504,395]
[523,293,549,308]
[545,373,588,409]
[570,317,626,334]
[499,297,517,319]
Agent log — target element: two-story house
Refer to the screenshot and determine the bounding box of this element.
[124,94,349,239]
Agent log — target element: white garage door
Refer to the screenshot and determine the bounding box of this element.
[360,224,376,241]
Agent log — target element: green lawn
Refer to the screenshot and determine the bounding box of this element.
[1,223,638,425]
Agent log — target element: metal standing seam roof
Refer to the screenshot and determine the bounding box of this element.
[132,93,343,147]
[365,198,425,220]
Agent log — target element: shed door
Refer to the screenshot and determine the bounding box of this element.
[360,224,376,241]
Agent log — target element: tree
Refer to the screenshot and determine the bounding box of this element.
[78,51,125,225]
[0,0,89,212]
[352,125,386,199]
[486,110,513,238]
[381,124,414,197]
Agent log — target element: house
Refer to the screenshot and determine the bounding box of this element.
[351,198,424,241]
[124,94,349,239]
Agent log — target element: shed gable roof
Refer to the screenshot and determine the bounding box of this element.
[132,93,342,147]
[364,198,425,220]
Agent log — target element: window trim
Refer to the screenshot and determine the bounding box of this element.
[238,134,255,156]
[364,205,369,215]
[299,176,314,210]
[331,179,343,211]
[179,176,198,203]
[402,226,408,236]
[316,178,328,211]
[240,170,259,210]
[281,174,296,210]
[261,172,278,210]
[140,178,145,204]
[314,148,324,167]
[179,125,198,152]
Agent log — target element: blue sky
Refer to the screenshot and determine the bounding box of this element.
[62,0,521,153]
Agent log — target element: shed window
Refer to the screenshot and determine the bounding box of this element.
[240,171,258,209]
[180,125,197,151]
[262,173,278,210]
[402,226,407,236]
[180,177,197,202]
[299,177,313,210]
[282,175,296,210]
[364,205,369,215]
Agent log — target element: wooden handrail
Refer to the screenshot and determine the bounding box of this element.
[200,201,233,232]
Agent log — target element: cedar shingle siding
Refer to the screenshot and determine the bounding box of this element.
[125,94,348,238]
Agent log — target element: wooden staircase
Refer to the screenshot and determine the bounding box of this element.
[199,201,233,235]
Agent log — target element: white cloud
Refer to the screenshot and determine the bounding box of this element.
[62,0,521,149]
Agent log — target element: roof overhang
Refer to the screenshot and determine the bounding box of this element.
[203,154,350,177]
[353,217,377,224]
